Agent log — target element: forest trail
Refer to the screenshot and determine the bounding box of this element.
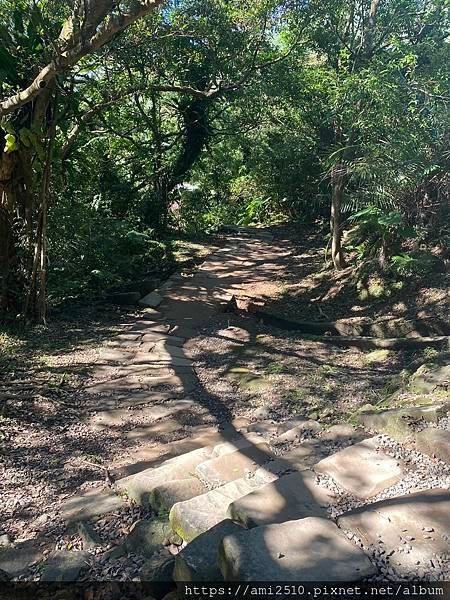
[1,228,449,584]
[82,227,290,473]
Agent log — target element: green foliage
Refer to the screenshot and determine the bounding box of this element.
[1,0,448,313]
[390,251,445,277]
[347,206,417,263]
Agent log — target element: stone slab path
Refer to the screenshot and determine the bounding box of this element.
[2,228,449,584]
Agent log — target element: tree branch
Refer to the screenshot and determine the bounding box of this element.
[0,0,165,119]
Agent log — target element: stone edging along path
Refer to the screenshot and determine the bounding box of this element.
[1,228,449,586]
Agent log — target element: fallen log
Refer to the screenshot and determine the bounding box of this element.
[307,335,450,351]
[253,309,450,350]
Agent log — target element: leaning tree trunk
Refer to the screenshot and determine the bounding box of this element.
[0,144,35,312]
[330,163,346,270]
[147,96,211,229]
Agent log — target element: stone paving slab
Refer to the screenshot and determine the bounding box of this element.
[415,428,450,466]
[219,517,376,581]
[40,551,90,581]
[139,291,163,308]
[211,435,271,457]
[89,398,200,428]
[338,488,450,576]
[85,373,196,395]
[228,470,336,528]
[195,442,271,487]
[141,332,185,346]
[174,519,244,582]
[314,437,403,499]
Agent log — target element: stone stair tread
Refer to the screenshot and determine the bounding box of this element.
[129,320,169,332]
[314,437,403,499]
[195,441,271,487]
[338,488,450,577]
[174,519,244,582]
[169,473,275,542]
[90,391,180,411]
[321,423,366,442]
[40,550,90,582]
[0,541,42,577]
[150,477,207,513]
[227,470,336,528]
[116,446,213,504]
[219,517,376,581]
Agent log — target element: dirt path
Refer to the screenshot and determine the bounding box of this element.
[0,229,289,548]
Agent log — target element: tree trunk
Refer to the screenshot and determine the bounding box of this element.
[330,163,345,270]
[146,97,211,229]
[0,89,55,321]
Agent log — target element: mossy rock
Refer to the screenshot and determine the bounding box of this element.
[225,367,269,391]
[363,349,391,365]
[409,363,450,394]
[124,516,172,558]
[357,405,445,441]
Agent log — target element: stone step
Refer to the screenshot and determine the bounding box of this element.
[247,417,321,440]
[338,488,450,578]
[151,478,207,513]
[248,441,327,478]
[415,427,450,466]
[111,421,250,479]
[0,541,42,577]
[210,434,270,457]
[219,517,376,581]
[170,471,276,542]
[116,447,213,505]
[195,441,271,488]
[314,437,403,499]
[228,470,337,528]
[174,519,244,582]
[90,391,182,411]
